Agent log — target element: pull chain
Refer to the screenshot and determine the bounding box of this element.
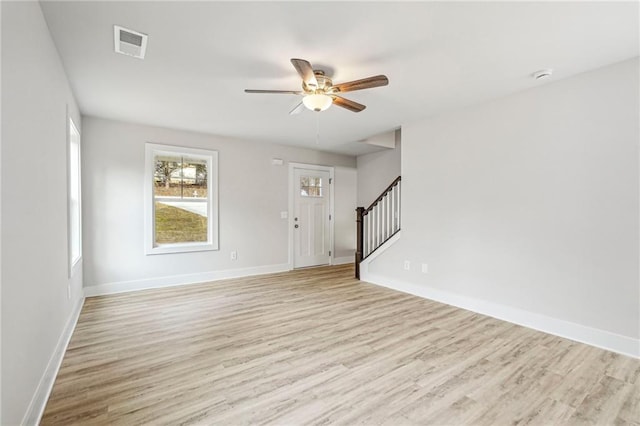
[315,112,320,145]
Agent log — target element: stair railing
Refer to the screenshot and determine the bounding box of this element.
[355,176,401,278]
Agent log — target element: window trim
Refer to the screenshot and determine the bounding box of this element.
[67,117,82,276]
[144,143,219,255]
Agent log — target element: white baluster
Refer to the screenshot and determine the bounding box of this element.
[388,189,392,236]
[384,195,389,240]
[393,185,398,233]
[375,205,380,249]
[381,202,384,244]
[398,182,401,229]
[365,211,369,257]
[372,207,376,250]
[393,183,400,231]
[362,213,367,258]
[368,213,372,257]
[370,209,375,252]
[391,186,396,233]
[378,204,382,246]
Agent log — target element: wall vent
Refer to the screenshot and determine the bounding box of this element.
[114,25,148,59]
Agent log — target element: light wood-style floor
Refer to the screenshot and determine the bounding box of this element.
[43,264,639,425]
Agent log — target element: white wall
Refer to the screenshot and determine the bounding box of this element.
[82,117,357,291]
[1,2,84,424]
[367,58,640,355]
[334,167,357,260]
[357,136,401,207]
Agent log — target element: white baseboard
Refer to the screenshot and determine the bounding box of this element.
[84,263,291,297]
[361,271,640,359]
[22,294,85,426]
[332,256,354,265]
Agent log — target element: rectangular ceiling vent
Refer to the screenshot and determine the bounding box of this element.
[114,25,148,59]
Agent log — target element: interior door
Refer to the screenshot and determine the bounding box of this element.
[293,168,331,268]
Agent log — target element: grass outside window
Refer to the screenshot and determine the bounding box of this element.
[154,202,207,244]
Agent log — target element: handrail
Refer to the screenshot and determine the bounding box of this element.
[364,176,401,213]
[355,176,401,279]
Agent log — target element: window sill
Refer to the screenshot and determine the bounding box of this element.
[145,242,219,255]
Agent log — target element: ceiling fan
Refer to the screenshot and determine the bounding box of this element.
[245,58,389,114]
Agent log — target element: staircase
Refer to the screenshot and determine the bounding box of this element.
[355,176,401,278]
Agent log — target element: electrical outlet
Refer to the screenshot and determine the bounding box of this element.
[421,263,429,273]
[404,260,411,271]
[280,211,288,219]
[230,251,238,260]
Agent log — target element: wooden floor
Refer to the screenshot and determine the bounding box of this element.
[43,265,639,425]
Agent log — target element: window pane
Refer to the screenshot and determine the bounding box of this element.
[300,175,323,197]
[182,156,207,199]
[153,153,209,245]
[69,119,81,267]
[154,155,181,197]
[153,155,208,199]
[154,201,207,244]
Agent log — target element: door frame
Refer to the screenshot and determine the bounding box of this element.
[288,162,335,270]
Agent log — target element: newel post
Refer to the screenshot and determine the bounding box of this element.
[355,207,365,279]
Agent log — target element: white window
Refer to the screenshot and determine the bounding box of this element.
[68,118,82,273]
[144,143,218,255]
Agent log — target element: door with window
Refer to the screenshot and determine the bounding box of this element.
[293,167,331,268]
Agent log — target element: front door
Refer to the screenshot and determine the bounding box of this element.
[293,167,331,268]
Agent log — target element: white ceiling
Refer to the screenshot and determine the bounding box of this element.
[40,1,638,156]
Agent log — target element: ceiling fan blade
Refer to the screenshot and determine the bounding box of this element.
[245,89,303,94]
[331,75,389,93]
[289,101,305,115]
[332,96,366,113]
[291,58,318,89]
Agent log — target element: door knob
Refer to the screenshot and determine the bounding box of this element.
[294,224,299,228]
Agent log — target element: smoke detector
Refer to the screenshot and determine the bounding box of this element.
[532,69,553,80]
[114,25,148,59]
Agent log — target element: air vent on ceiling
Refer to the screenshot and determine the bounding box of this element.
[114,25,148,59]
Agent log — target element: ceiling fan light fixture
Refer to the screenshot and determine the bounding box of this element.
[245,58,387,113]
[303,94,333,112]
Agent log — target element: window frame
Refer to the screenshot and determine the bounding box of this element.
[67,117,82,275]
[144,143,219,255]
